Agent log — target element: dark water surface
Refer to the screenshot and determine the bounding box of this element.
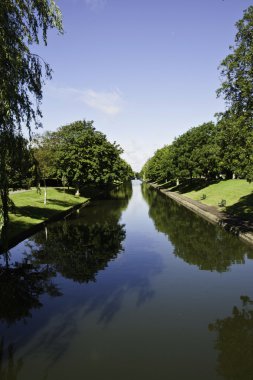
[1,180,253,380]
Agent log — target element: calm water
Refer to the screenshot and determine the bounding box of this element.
[1,180,253,380]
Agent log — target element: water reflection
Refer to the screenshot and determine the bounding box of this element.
[28,182,132,283]
[209,296,253,380]
[0,253,61,325]
[0,183,132,373]
[0,184,131,322]
[30,222,126,283]
[142,184,253,272]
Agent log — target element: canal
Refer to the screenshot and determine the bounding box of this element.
[1,180,253,379]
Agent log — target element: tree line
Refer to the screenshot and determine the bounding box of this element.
[7,120,134,193]
[141,6,253,184]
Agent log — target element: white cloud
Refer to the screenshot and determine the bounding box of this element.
[47,86,123,116]
[80,89,123,115]
[122,140,152,172]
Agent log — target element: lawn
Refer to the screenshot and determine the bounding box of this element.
[7,187,88,239]
[183,179,252,206]
[181,179,253,221]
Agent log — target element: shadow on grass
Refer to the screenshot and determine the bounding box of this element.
[46,199,76,208]
[1,202,84,252]
[156,180,177,189]
[13,205,66,221]
[169,178,221,194]
[223,192,253,232]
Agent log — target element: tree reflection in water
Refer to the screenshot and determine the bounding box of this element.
[30,222,126,283]
[142,184,253,272]
[0,253,61,325]
[209,296,253,380]
[0,253,61,379]
[28,182,132,283]
[0,182,133,371]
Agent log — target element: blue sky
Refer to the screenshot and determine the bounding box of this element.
[35,0,253,171]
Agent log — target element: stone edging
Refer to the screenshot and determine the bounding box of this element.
[149,183,253,246]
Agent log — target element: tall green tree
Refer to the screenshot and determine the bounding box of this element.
[0,0,62,230]
[215,5,253,182]
[217,6,253,120]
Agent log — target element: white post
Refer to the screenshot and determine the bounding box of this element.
[44,179,47,205]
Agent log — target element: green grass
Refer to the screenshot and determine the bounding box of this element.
[181,179,253,222]
[183,179,253,206]
[7,187,88,238]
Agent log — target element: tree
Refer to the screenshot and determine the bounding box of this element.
[141,145,175,183]
[3,133,34,190]
[217,6,253,120]
[171,122,220,181]
[187,122,220,179]
[0,1,63,230]
[32,131,60,204]
[171,130,196,180]
[217,113,253,180]
[43,120,133,192]
[32,132,58,182]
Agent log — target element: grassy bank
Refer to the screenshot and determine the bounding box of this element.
[168,179,253,222]
[6,187,88,239]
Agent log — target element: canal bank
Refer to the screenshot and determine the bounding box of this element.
[148,182,253,246]
[0,197,90,253]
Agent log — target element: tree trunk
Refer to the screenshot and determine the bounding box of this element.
[0,144,9,228]
[1,186,9,226]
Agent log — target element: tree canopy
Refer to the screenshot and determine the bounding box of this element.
[0,0,63,133]
[141,122,220,183]
[33,120,134,190]
[217,6,253,121]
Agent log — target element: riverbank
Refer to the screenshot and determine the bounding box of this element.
[149,182,253,246]
[0,187,89,252]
